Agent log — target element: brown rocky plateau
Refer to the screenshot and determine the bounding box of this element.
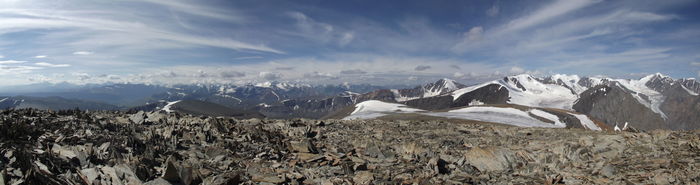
[1,109,699,184]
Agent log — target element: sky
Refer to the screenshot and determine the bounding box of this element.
[0,0,699,86]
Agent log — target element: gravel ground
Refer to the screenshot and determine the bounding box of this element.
[1,109,699,184]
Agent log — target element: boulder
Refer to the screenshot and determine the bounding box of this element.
[130,111,147,124]
[463,147,513,172]
[202,172,241,185]
[162,156,181,183]
[352,171,374,185]
[144,178,172,185]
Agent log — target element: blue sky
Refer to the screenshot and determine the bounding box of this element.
[0,0,699,86]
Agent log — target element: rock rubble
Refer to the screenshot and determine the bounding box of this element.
[1,109,699,184]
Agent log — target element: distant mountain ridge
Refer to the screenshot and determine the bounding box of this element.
[1,73,698,130]
[0,96,119,110]
[301,73,700,130]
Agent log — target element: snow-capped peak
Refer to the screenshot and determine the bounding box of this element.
[550,74,580,84]
[437,78,459,90]
[450,74,580,110]
[422,78,464,98]
[254,81,274,88]
[613,75,668,120]
[640,73,673,84]
[253,81,310,90]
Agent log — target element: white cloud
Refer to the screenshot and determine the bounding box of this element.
[454,0,603,53]
[0,7,284,54]
[259,71,282,81]
[34,55,47,58]
[0,60,26,64]
[289,12,333,37]
[339,32,354,46]
[141,0,245,22]
[509,66,525,74]
[551,48,672,70]
[466,26,484,41]
[0,55,4,59]
[691,62,700,66]
[414,65,432,71]
[72,72,90,80]
[453,72,465,78]
[287,11,355,47]
[72,51,93,55]
[35,62,70,67]
[98,54,505,86]
[219,71,245,78]
[500,0,602,34]
[232,56,263,60]
[0,65,42,75]
[304,71,337,79]
[340,69,367,75]
[486,4,499,17]
[27,74,52,83]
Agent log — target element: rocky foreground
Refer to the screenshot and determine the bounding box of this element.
[0,109,699,185]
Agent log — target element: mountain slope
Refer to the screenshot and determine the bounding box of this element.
[0,96,120,110]
[573,74,700,130]
[257,79,464,119]
[391,78,467,102]
[167,100,265,119]
[573,84,667,130]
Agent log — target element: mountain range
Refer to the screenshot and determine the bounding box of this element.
[1,73,698,130]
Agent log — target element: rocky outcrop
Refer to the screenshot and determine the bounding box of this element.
[401,84,509,111]
[574,84,667,130]
[453,84,510,107]
[260,96,356,119]
[403,95,455,110]
[575,81,700,131]
[660,83,700,130]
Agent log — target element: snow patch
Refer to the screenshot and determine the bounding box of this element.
[529,109,565,127]
[344,100,424,120]
[451,81,499,101]
[255,81,273,88]
[682,85,698,96]
[469,99,484,106]
[391,89,420,102]
[424,107,565,128]
[450,74,579,110]
[614,76,668,119]
[501,75,579,110]
[270,91,281,101]
[162,100,182,113]
[569,113,601,131]
[550,74,586,94]
[215,94,242,103]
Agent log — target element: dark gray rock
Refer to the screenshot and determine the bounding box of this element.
[574,84,667,130]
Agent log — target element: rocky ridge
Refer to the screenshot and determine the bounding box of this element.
[1,109,699,184]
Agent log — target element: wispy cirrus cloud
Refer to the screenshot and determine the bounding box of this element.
[0,1,284,58]
[72,51,92,55]
[35,62,71,67]
[140,0,246,22]
[0,0,698,86]
[0,60,26,64]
